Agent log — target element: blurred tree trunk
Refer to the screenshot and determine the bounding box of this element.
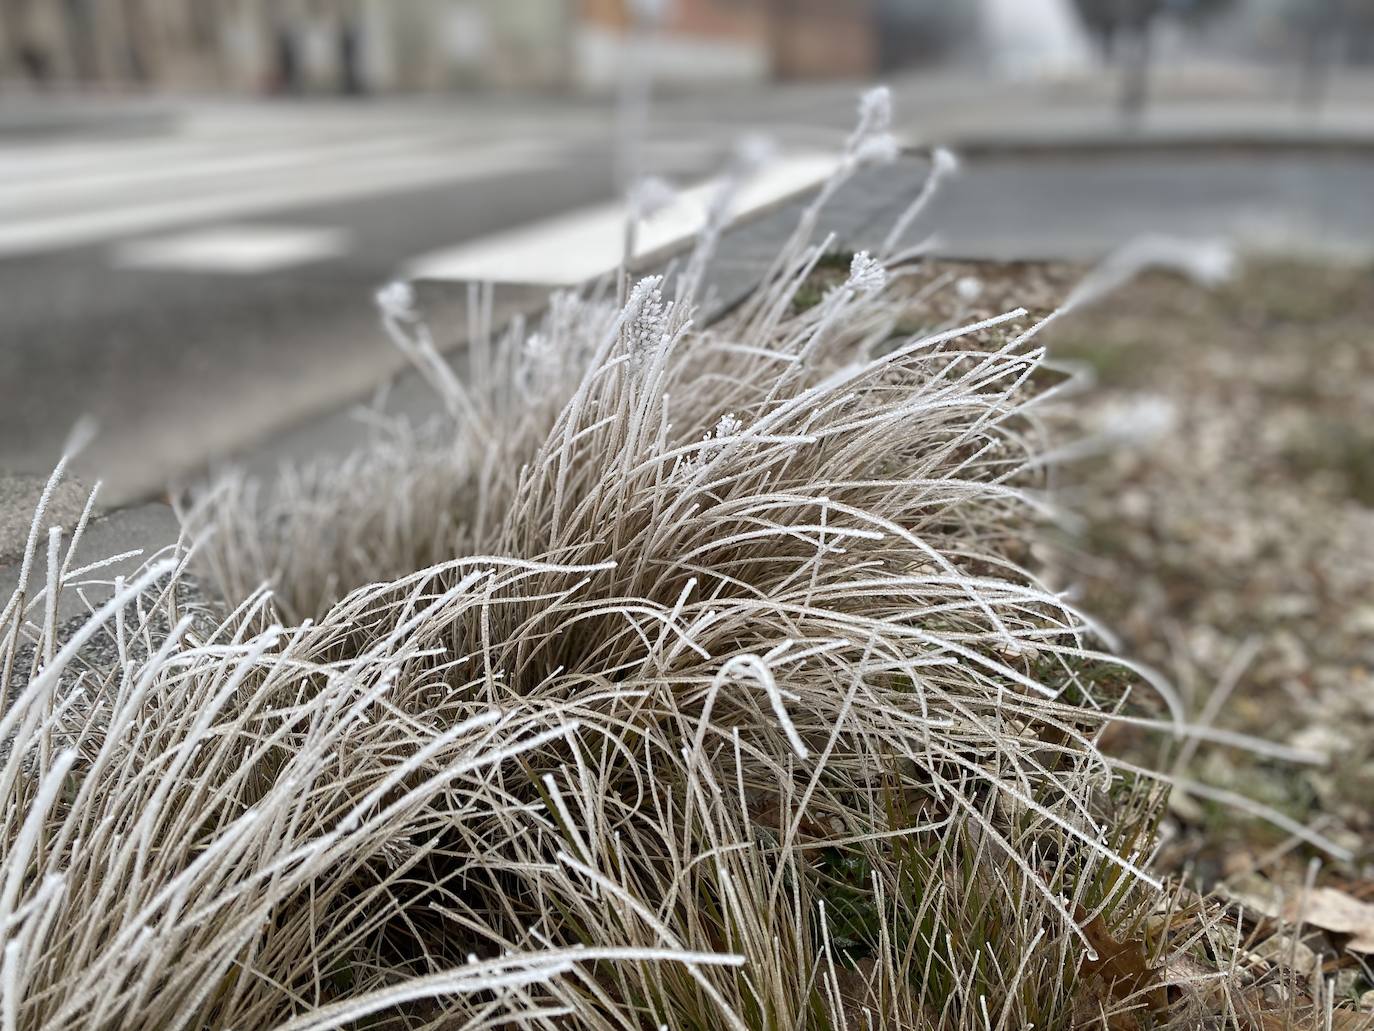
[60,0,97,82]
[1298,0,1344,109]
[1117,0,1158,123]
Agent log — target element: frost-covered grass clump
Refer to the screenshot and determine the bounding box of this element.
[0,92,1247,1029]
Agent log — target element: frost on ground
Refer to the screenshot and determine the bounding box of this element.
[3,102,1369,1028]
[909,257,1374,1022]
[1044,261,1374,1015]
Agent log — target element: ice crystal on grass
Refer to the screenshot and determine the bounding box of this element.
[851,131,900,168]
[623,275,670,367]
[375,279,418,322]
[845,250,887,295]
[855,85,892,138]
[628,175,677,222]
[714,411,742,439]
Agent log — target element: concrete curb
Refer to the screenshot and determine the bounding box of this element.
[0,103,177,140]
[913,126,1374,158]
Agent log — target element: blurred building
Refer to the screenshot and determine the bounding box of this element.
[18,0,1364,98]
[765,0,878,81]
[0,0,879,96]
[0,0,225,89]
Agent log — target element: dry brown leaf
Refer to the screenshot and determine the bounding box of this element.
[1160,951,1230,1022]
[1074,909,1168,1028]
[1330,1010,1374,1031]
[1231,985,1374,1031]
[1282,887,1374,953]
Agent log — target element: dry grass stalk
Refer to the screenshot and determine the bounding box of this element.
[4,92,1328,1029]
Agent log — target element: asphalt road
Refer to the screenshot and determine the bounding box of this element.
[1,140,626,501]
[3,88,1373,515]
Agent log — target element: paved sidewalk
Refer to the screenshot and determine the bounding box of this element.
[637,63,1374,151]
[884,64,1374,151]
[10,62,1374,151]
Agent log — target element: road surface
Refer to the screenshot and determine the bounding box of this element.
[2,85,1373,515]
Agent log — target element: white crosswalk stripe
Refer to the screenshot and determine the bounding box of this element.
[0,127,565,260]
[112,225,354,274]
[404,152,841,286]
[2,135,492,217]
[1,105,832,286]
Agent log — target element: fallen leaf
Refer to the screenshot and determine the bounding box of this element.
[1250,931,1317,972]
[1282,887,1374,953]
[1162,951,1228,1013]
[1075,908,1168,1025]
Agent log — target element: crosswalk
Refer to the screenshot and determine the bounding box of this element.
[405,152,839,286]
[0,129,564,259]
[2,106,840,284]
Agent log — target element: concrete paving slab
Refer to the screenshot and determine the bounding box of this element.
[0,474,95,566]
[0,501,180,625]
